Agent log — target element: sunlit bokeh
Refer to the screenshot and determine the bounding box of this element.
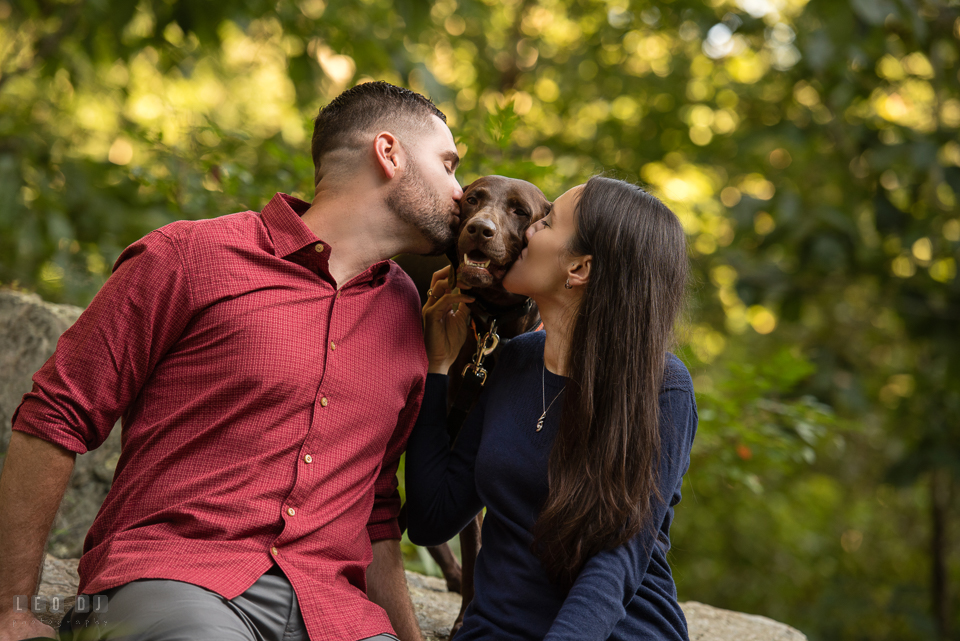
[2,0,959,637]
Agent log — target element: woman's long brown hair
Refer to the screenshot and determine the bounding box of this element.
[531,176,688,589]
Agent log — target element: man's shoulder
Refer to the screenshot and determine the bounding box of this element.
[153,209,264,250]
[384,259,423,306]
[114,209,268,278]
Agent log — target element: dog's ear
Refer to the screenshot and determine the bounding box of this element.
[522,180,551,224]
[446,245,459,270]
[536,199,552,223]
[531,193,552,224]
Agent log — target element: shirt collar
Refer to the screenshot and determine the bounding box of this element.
[260,193,319,259]
[260,192,392,288]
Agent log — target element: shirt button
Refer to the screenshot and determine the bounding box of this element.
[320,397,328,407]
[287,507,296,517]
[271,546,279,556]
[330,341,336,351]
[314,243,324,253]
[304,454,313,463]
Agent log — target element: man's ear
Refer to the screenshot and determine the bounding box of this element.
[566,255,592,288]
[373,131,401,179]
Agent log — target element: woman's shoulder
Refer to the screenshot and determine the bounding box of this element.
[497,330,545,370]
[501,329,545,356]
[662,353,694,394]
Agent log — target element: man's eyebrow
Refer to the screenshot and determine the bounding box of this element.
[443,150,460,170]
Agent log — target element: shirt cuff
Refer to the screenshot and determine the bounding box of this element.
[11,401,91,455]
[367,519,402,542]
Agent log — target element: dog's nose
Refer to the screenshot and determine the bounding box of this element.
[466,218,496,240]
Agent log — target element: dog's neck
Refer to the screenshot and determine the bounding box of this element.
[467,294,540,341]
[448,255,540,340]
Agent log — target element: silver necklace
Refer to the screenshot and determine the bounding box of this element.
[537,364,563,432]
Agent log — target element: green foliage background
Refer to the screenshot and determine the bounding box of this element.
[2,0,960,638]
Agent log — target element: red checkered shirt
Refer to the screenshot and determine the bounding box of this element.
[12,193,428,640]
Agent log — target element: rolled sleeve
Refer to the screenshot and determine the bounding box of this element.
[11,229,194,454]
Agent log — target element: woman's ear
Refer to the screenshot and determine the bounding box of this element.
[373,131,401,179]
[566,255,592,288]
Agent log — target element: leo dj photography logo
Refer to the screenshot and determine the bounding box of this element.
[13,594,108,615]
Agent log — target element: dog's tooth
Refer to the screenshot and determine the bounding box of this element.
[463,256,493,269]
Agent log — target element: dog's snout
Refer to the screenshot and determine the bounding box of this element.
[466,218,496,240]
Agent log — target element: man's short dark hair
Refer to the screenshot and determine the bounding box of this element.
[311,81,446,184]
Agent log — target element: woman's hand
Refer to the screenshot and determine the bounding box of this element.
[423,265,474,375]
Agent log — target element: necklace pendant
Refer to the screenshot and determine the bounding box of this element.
[536,412,546,432]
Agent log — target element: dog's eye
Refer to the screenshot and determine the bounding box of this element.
[513,208,530,217]
[465,196,478,205]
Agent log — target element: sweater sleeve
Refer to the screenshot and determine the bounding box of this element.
[404,373,487,547]
[543,386,698,641]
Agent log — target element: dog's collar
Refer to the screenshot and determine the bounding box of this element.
[468,297,535,329]
[449,261,537,330]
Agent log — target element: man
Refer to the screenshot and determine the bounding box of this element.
[0,81,463,641]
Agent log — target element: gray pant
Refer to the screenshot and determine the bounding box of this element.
[58,565,399,641]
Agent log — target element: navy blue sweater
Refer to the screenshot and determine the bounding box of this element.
[405,332,698,641]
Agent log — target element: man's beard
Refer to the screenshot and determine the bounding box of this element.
[386,158,456,256]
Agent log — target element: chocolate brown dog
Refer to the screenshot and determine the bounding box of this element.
[444,175,551,393]
[394,176,550,639]
[437,175,550,638]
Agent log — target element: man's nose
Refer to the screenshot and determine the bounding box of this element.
[453,182,464,201]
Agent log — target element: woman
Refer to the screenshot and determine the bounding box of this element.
[405,176,697,640]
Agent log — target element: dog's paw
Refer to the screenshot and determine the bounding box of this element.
[445,573,462,594]
[447,619,464,641]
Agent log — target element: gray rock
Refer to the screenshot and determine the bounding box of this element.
[405,571,463,641]
[34,555,80,629]
[37,558,806,640]
[0,289,121,558]
[685,601,807,641]
[0,290,81,452]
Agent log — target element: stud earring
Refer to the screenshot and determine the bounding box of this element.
[564,279,572,289]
